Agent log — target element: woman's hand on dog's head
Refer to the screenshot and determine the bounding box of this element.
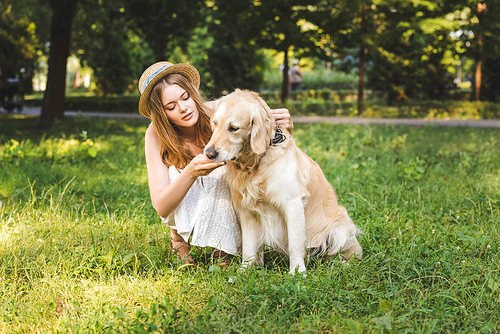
[272,108,294,134]
[187,154,225,178]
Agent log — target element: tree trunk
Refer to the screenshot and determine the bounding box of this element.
[281,48,289,103]
[37,0,78,128]
[475,35,482,101]
[357,3,369,116]
[357,43,365,116]
[475,2,486,101]
[153,43,163,62]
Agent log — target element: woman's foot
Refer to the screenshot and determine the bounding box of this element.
[213,250,233,267]
[171,233,194,265]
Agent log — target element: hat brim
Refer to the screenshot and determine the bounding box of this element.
[138,63,200,118]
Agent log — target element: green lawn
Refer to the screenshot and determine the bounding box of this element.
[0,115,499,333]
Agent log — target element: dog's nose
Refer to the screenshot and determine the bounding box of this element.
[205,147,219,160]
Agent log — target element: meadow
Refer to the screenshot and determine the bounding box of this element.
[0,115,499,333]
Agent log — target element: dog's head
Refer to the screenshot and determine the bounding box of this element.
[204,89,275,162]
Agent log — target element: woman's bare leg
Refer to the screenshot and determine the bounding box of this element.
[212,249,233,267]
[170,228,193,264]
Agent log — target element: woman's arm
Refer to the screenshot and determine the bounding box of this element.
[145,125,225,218]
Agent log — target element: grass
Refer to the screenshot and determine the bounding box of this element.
[0,115,499,333]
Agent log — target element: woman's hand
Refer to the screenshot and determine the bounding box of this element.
[186,154,225,179]
[271,108,294,134]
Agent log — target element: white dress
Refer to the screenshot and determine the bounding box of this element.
[161,165,241,256]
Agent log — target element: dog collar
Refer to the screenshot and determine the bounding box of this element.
[270,125,286,146]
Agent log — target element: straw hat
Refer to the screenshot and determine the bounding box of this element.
[137,61,200,118]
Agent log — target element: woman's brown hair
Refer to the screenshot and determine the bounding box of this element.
[147,73,213,169]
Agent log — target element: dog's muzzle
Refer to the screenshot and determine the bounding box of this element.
[204,147,219,160]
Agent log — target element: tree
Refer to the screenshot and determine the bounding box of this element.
[244,0,324,102]
[314,0,469,107]
[72,0,153,97]
[365,1,458,103]
[126,0,205,62]
[310,0,377,115]
[0,2,42,94]
[473,2,486,101]
[452,0,500,101]
[189,0,265,97]
[37,0,79,128]
[474,2,500,102]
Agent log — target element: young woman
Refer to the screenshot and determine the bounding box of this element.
[138,61,293,265]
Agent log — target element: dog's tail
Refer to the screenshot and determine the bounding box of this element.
[343,218,363,260]
[354,221,364,237]
[326,217,362,260]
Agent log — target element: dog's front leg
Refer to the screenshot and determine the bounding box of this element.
[239,210,263,270]
[285,198,307,274]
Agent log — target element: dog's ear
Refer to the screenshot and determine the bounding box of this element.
[250,99,274,155]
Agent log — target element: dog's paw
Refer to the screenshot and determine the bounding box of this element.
[289,263,307,275]
[238,260,252,273]
[288,271,308,278]
[288,270,308,278]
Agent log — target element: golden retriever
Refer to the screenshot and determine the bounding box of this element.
[204,89,362,273]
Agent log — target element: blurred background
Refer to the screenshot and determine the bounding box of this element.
[1,0,499,124]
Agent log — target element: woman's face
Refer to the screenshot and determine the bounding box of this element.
[161,83,199,128]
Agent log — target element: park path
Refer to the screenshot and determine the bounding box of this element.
[5,107,500,128]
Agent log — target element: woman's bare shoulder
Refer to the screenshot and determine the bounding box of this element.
[145,124,163,155]
[145,124,172,169]
[145,123,160,141]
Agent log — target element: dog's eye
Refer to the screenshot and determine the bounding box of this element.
[228,125,239,132]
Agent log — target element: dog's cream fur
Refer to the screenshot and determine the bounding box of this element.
[204,90,362,273]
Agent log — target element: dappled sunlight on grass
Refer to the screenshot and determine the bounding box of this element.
[0,118,499,332]
[0,220,21,250]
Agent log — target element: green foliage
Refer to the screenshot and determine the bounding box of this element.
[263,88,366,101]
[24,90,500,119]
[397,157,427,181]
[482,55,500,102]
[0,131,97,166]
[308,0,500,103]
[0,2,41,92]
[365,1,458,102]
[4,0,500,106]
[192,3,267,96]
[262,68,358,91]
[24,94,142,112]
[125,0,205,61]
[0,116,499,332]
[73,1,152,96]
[267,99,500,119]
[453,0,500,102]
[103,299,184,333]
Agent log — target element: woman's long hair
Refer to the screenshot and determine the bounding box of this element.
[148,73,213,169]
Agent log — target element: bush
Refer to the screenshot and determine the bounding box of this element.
[24,95,141,113]
[268,100,500,119]
[23,91,500,120]
[262,69,358,91]
[259,89,379,102]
